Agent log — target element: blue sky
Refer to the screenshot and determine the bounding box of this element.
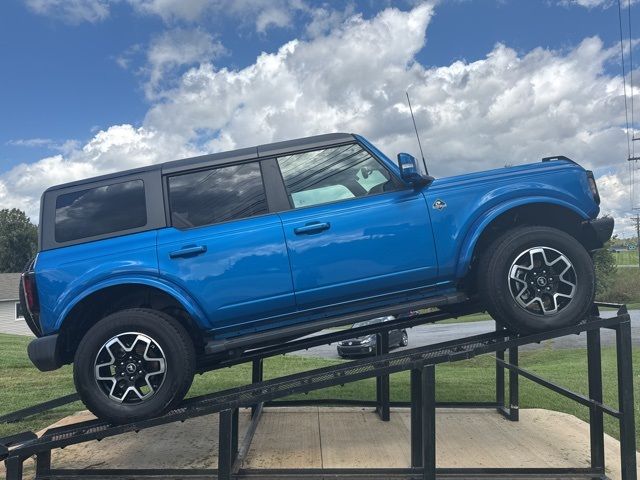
[0,0,631,167]
[0,0,638,234]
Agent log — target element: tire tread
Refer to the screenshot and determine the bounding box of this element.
[477,226,594,333]
[73,308,196,423]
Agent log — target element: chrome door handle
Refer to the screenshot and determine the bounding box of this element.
[169,245,207,258]
[294,222,331,235]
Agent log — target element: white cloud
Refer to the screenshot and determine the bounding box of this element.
[6,138,80,155]
[561,0,612,7]
[305,4,357,38]
[5,3,639,236]
[6,138,55,148]
[24,0,312,33]
[24,0,110,24]
[255,6,292,33]
[558,0,638,8]
[114,43,143,70]
[0,125,198,220]
[144,4,436,145]
[144,28,226,98]
[126,0,211,22]
[142,6,627,179]
[592,162,640,236]
[211,0,307,33]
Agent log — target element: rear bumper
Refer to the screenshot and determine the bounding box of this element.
[27,334,62,371]
[586,216,614,248]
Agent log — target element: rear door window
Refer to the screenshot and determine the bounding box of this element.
[55,180,147,243]
[167,162,268,229]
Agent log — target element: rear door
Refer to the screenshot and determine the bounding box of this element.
[157,160,295,332]
[275,143,439,311]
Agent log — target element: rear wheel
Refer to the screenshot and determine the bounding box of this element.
[73,308,195,423]
[478,226,595,333]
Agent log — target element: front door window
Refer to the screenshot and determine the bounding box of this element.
[277,144,399,209]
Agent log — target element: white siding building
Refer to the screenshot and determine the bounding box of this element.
[0,273,31,336]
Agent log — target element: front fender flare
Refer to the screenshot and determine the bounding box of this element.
[455,196,590,278]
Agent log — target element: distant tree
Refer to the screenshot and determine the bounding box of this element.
[0,208,38,273]
[593,240,617,299]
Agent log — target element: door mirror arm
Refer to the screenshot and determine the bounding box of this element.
[412,175,434,188]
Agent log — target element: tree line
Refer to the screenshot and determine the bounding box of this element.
[0,208,38,273]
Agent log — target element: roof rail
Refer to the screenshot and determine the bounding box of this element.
[541,155,575,163]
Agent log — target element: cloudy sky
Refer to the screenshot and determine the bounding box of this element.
[1,0,639,235]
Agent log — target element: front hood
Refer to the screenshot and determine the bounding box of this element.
[429,158,583,191]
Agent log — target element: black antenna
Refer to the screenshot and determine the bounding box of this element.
[406,91,429,175]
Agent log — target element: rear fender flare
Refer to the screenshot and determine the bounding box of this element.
[55,275,210,331]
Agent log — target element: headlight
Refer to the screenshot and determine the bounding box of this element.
[586,171,600,205]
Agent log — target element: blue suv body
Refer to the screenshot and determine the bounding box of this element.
[20,133,612,422]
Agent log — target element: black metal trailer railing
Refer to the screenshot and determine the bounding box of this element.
[0,303,636,479]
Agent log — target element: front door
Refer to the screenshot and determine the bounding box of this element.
[276,143,439,311]
[157,161,295,332]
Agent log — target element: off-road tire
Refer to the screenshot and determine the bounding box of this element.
[478,226,595,333]
[73,308,195,424]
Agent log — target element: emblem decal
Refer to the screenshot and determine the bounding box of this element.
[432,199,447,211]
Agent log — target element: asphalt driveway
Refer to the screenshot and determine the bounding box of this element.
[293,310,640,360]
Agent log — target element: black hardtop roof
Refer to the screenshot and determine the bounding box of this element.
[45,132,356,193]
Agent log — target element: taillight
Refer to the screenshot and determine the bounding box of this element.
[22,272,40,315]
[586,171,600,205]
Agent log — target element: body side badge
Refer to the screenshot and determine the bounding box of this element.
[433,199,447,211]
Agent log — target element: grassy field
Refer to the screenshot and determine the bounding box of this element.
[612,250,639,266]
[1,333,638,446]
[439,311,492,324]
[598,268,640,306]
[601,303,640,310]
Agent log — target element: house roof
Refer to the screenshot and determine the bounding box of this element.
[0,273,21,301]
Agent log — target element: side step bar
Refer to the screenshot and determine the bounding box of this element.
[204,292,467,355]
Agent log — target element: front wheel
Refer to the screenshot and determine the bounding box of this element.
[73,308,195,423]
[478,226,595,333]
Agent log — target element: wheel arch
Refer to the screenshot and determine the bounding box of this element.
[456,199,596,288]
[56,279,208,364]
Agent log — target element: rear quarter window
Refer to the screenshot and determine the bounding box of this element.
[54,180,147,243]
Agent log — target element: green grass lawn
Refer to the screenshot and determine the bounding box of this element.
[438,311,493,324]
[612,250,639,266]
[600,302,640,311]
[1,333,638,446]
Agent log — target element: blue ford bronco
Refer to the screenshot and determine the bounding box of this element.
[20,133,613,422]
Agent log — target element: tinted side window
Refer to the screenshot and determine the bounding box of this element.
[55,180,147,243]
[277,144,398,209]
[168,162,268,228]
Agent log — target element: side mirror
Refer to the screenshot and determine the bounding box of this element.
[397,153,434,187]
